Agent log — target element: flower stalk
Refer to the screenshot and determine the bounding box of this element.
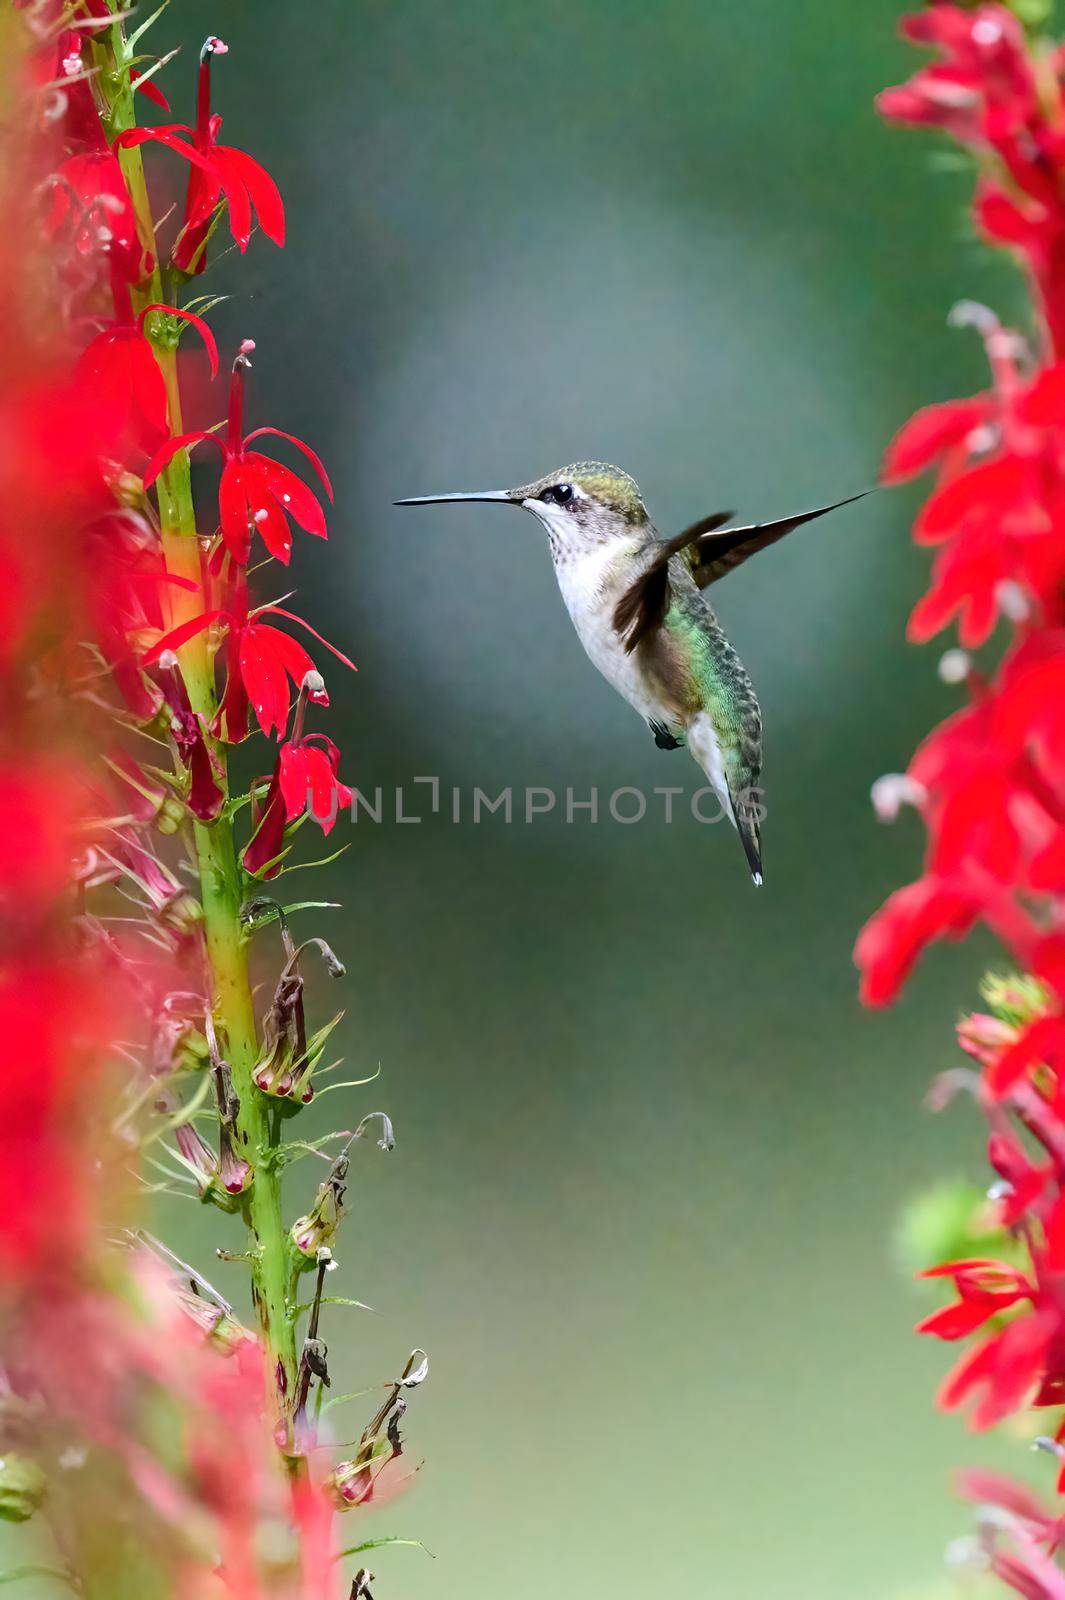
[92,14,302,1426]
[0,3,422,1594]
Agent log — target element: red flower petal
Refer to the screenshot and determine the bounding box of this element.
[216,145,285,247]
[985,1014,1065,1098]
[131,69,172,112]
[204,147,253,251]
[239,625,295,738]
[254,624,317,691]
[937,1312,1050,1430]
[77,329,168,456]
[231,460,292,564]
[218,459,255,564]
[917,1295,1008,1339]
[143,429,222,489]
[243,765,287,878]
[142,610,224,666]
[955,1468,1053,1526]
[882,395,994,483]
[1020,364,1065,428]
[260,607,356,671]
[247,454,327,539]
[243,427,333,500]
[855,878,980,1006]
[137,303,220,379]
[916,456,1039,544]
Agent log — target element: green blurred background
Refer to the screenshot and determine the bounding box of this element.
[146,2,1047,1595]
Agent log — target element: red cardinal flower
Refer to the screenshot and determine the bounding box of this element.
[86,508,197,720]
[153,654,224,822]
[143,580,354,740]
[916,1259,1058,1430]
[863,8,1065,1576]
[917,1258,1031,1341]
[243,763,287,878]
[881,393,996,484]
[114,37,284,274]
[46,149,150,289]
[243,735,352,879]
[76,302,217,461]
[855,876,981,1006]
[877,6,1038,145]
[880,12,1065,353]
[279,735,352,832]
[143,342,332,565]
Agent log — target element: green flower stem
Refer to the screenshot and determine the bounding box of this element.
[95,16,301,1442]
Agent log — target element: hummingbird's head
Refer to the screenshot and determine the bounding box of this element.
[515,462,650,552]
[395,461,651,558]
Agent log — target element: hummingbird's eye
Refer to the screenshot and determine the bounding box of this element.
[541,482,574,506]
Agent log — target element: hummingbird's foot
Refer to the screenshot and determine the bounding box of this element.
[648,719,684,751]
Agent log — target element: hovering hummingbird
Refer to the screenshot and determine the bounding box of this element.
[396,464,863,885]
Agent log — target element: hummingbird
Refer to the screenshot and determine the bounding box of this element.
[396,463,863,885]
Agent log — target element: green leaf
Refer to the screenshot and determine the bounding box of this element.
[126,0,172,51]
[241,899,340,929]
[321,1387,375,1413]
[181,294,231,317]
[291,1296,377,1317]
[140,1070,213,1150]
[313,1076,379,1099]
[279,845,352,875]
[337,1538,433,1560]
[895,1178,1021,1278]
[124,47,179,94]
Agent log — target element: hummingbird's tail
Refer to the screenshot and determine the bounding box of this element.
[734,805,763,888]
[686,710,764,886]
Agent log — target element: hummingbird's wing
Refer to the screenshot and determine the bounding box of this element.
[686,491,869,590]
[613,512,733,652]
[613,492,868,652]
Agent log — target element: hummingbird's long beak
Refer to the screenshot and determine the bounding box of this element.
[393,490,519,507]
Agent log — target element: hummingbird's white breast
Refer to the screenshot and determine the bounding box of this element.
[548,537,667,726]
[540,522,734,825]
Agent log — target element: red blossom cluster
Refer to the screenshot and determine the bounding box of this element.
[1,5,416,1597]
[864,6,1065,1594]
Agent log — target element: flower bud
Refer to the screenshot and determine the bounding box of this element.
[160,889,204,935]
[957,1011,1017,1068]
[0,1454,46,1523]
[329,1454,375,1508]
[156,793,187,835]
[291,1195,340,1258]
[981,972,1050,1027]
[219,1126,252,1195]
